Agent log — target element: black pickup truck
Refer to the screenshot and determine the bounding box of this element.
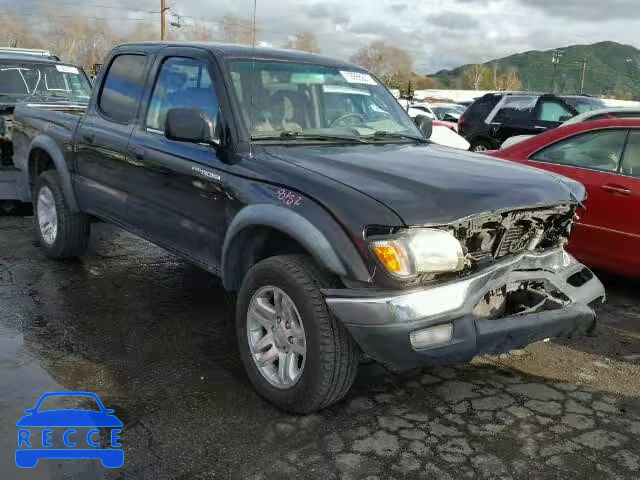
[13,42,605,413]
[0,49,91,211]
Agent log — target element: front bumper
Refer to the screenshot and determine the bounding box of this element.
[325,248,605,368]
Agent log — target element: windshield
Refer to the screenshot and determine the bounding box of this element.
[228,59,422,141]
[0,61,91,103]
[562,97,606,114]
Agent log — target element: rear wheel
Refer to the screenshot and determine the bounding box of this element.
[236,255,359,413]
[471,139,492,152]
[34,170,90,258]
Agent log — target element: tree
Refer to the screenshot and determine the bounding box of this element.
[489,64,522,91]
[178,21,216,42]
[462,64,489,90]
[412,75,441,89]
[219,16,258,45]
[350,41,413,87]
[0,12,42,48]
[286,31,319,53]
[496,67,523,90]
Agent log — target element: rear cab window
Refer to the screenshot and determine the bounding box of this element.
[98,54,148,123]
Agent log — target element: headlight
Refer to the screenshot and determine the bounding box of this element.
[370,229,465,278]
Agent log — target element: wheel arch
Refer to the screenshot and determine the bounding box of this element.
[222,205,349,291]
[27,136,78,211]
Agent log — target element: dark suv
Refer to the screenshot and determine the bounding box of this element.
[459,92,606,151]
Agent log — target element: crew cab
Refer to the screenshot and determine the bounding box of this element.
[13,42,605,413]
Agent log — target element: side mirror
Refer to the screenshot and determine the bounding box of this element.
[559,115,573,122]
[442,113,459,122]
[165,108,218,145]
[414,115,433,139]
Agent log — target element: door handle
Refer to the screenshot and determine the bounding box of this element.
[83,132,94,143]
[534,126,547,130]
[601,184,631,195]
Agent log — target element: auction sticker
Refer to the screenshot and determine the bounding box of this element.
[340,71,377,85]
[56,65,79,74]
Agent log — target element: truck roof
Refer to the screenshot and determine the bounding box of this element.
[0,54,61,63]
[117,41,365,71]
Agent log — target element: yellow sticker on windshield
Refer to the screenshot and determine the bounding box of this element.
[340,71,377,85]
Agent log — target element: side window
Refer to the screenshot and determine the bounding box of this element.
[98,54,147,123]
[493,96,536,123]
[146,57,219,132]
[532,130,628,172]
[537,100,574,123]
[621,130,640,177]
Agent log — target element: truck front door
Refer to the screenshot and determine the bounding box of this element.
[74,53,150,222]
[125,50,229,272]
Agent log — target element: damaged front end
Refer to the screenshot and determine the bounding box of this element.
[452,204,575,268]
[329,203,605,368]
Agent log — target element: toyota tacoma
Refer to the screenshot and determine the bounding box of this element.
[12,42,605,413]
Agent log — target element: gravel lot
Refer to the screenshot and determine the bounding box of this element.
[1,216,639,479]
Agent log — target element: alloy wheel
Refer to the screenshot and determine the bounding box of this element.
[246,286,306,389]
[37,186,58,245]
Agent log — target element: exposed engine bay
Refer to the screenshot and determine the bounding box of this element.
[473,280,570,320]
[450,204,575,269]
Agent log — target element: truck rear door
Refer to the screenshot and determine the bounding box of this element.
[74,52,150,222]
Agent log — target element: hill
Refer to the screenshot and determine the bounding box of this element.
[428,41,640,99]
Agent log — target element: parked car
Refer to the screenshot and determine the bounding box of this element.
[405,102,436,119]
[501,107,640,149]
[0,48,91,211]
[490,118,640,277]
[430,120,470,150]
[459,92,606,152]
[430,103,467,122]
[14,43,604,413]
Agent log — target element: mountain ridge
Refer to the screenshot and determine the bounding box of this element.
[427,41,640,99]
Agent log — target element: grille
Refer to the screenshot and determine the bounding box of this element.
[495,224,528,258]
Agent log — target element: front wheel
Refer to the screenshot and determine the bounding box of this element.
[236,255,359,413]
[34,170,90,259]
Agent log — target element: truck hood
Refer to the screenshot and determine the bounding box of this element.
[264,143,583,226]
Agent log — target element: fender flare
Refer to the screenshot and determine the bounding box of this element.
[222,204,348,290]
[27,135,79,211]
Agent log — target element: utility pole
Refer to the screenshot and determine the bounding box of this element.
[579,58,588,94]
[550,50,562,93]
[161,0,167,40]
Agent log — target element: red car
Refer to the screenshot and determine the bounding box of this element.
[490,118,640,277]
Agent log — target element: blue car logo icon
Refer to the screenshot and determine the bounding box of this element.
[16,391,123,468]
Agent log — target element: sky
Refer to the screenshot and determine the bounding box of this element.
[7,0,640,73]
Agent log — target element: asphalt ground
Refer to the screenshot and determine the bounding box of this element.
[1,215,639,479]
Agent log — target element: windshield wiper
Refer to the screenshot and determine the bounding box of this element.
[368,131,429,143]
[254,131,369,144]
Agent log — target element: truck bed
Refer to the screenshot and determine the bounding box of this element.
[9,104,86,202]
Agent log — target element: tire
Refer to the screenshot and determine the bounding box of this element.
[471,139,492,152]
[33,170,90,259]
[236,254,359,413]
